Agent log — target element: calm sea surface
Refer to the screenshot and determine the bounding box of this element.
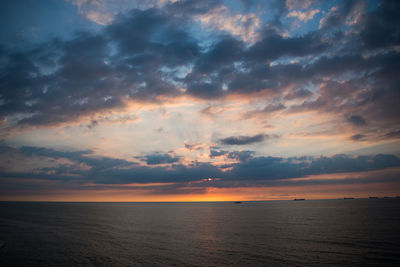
[0,199,399,266]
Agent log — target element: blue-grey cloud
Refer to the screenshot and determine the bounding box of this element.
[284,88,313,100]
[209,149,254,162]
[319,1,358,30]
[1,145,400,186]
[219,134,267,145]
[0,0,398,136]
[226,150,255,162]
[247,28,330,62]
[383,130,400,139]
[143,153,180,165]
[359,0,400,50]
[350,134,366,141]
[209,148,229,158]
[347,115,367,126]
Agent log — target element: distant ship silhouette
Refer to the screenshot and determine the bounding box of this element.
[294,198,305,201]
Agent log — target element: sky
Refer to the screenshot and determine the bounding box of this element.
[0,0,399,201]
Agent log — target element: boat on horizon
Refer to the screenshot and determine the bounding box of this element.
[344,197,355,199]
[294,198,305,201]
[234,201,242,204]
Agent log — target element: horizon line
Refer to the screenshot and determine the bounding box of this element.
[1,197,399,203]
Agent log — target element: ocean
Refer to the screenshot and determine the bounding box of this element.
[0,199,399,266]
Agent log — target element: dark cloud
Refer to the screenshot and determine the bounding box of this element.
[284,88,313,100]
[0,0,398,132]
[242,102,288,119]
[184,142,203,151]
[288,51,400,134]
[209,149,228,158]
[382,130,400,139]
[206,167,400,189]
[247,29,330,62]
[0,0,399,198]
[347,115,367,126]
[164,0,222,17]
[19,145,91,159]
[87,119,99,129]
[359,0,400,49]
[226,150,254,162]
[350,134,366,141]
[1,145,400,187]
[0,7,334,120]
[262,103,286,113]
[209,148,254,162]
[29,146,133,172]
[0,7,199,126]
[228,154,400,181]
[219,134,267,145]
[143,153,179,165]
[319,1,359,30]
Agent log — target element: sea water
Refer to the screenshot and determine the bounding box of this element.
[0,199,399,266]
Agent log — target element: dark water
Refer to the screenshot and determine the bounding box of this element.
[0,199,400,266]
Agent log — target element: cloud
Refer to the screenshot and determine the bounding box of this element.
[359,0,400,49]
[196,5,260,43]
[0,0,399,148]
[143,153,179,165]
[262,103,286,113]
[209,148,228,158]
[350,134,366,141]
[200,105,227,117]
[67,0,117,25]
[209,148,254,162]
[184,142,204,151]
[246,28,329,62]
[382,130,400,139]
[2,145,400,187]
[0,0,399,200]
[18,145,133,171]
[226,150,254,162]
[243,103,286,119]
[287,51,400,135]
[219,134,267,145]
[285,0,315,10]
[67,0,182,25]
[228,154,400,181]
[0,8,199,127]
[0,117,6,127]
[217,167,400,188]
[287,9,320,22]
[318,2,357,30]
[284,88,313,100]
[346,115,367,126]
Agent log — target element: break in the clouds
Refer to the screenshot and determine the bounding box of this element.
[0,0,399,200]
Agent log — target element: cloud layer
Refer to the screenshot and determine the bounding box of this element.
[0,0,398,133]
[0,0,399,199]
